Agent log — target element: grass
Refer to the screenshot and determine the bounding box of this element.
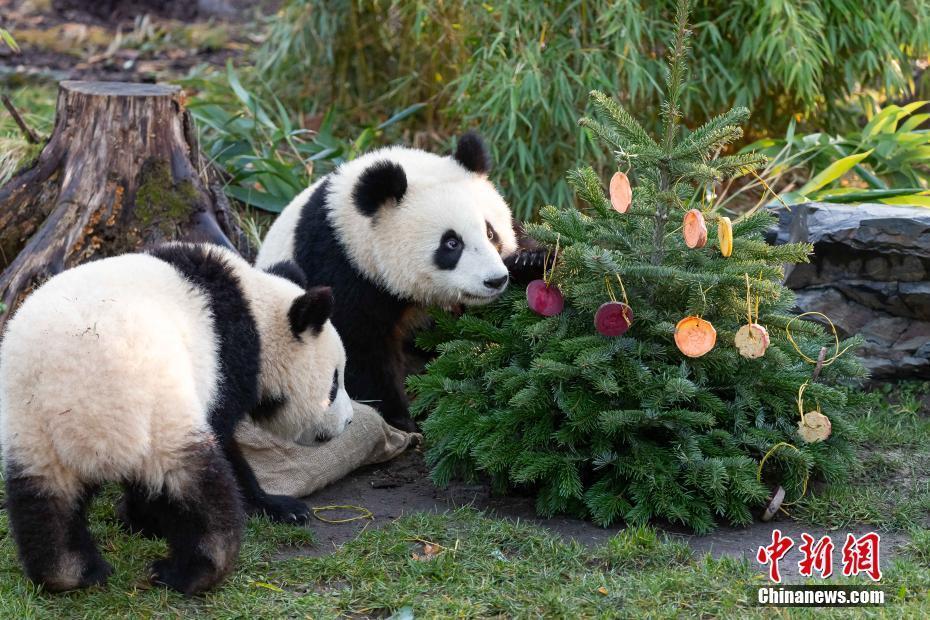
[795,382,930,532]
[1,382,929,617]
[4,501,927,619]
[0,80,56,184]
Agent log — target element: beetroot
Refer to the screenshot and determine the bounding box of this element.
[526,279,564,316]
[594,302,633,336]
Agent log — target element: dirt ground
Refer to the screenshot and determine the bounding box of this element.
[0,0,271,84]
[300,448,907,582]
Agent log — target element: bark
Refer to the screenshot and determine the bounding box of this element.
[0,80,251,332]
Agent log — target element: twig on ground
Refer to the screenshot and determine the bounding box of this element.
[1,94,41,144]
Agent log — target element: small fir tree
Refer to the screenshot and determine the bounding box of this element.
[408,1,864,533]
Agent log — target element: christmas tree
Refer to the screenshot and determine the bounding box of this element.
[408,0,864,533]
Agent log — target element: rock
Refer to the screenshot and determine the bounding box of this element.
[772,202,930,380]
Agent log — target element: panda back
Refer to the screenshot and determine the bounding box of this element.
[0,254,219,484]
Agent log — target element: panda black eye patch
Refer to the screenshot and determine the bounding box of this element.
[328,369,339,404]
[434,229,464,270]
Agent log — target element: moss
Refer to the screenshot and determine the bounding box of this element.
[134,160,199,236]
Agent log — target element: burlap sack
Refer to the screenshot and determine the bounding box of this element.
[235,401,421,497]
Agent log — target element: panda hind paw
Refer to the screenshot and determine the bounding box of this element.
[254,494,311,525]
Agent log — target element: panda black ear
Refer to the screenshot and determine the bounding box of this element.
[353,160,407,217]
[288,286,334,337]
[453,131,491,174]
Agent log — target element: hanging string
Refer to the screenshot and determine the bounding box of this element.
[604,275,616,303]
[744,273,753,327]
[543,233,561,286]
[797,381,809,425]
[756,442,810,507]
[786,311,854,367]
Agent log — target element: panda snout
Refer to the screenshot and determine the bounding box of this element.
[483,275,508,290]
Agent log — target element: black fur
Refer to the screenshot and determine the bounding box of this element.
[352,160,407,216]
[264,260,308,288]
[434,230,464,270]
[453,132,491,174]
[148,244,311,526]
[249,394,288,424]
[294,181,417,431]
[118,444,244,595]
[4,462,112,592]
[328,369,339,404]
[288,286,334,337]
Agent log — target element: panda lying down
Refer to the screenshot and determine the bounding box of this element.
[0,243,353,594]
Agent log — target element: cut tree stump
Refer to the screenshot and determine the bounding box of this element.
[0,81,251,332]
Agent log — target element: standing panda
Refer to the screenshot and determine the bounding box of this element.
[0,243,353,594]
[256,133,518,431]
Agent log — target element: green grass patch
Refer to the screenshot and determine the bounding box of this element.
[0,80,56,184]
[795,382,930,532]
[2,497,928,618]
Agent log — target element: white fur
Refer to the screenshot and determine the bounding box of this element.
[233,261,353,440]
[0,245,352,499]
[256,146,518,307]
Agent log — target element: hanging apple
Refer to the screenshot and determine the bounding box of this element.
[683,209,708,248]
[595,301,633,336]
[609,171,632,213]
[526,279,564,317]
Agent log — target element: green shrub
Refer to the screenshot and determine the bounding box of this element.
[183,63,424,215]
[255,0,930,220]
[723,101,930,210]
[407,3,865,533]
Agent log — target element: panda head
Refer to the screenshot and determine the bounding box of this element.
[328,132,518,307]
[250,264,353,442]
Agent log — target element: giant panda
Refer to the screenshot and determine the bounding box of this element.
[256,133,518,431]
[0,243,353,594]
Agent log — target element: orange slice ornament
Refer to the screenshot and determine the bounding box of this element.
[683,209,708,248]
[609,171,632,213]
[718,216,733,257]
[674,316,717,357]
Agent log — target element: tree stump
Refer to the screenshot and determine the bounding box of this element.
[0,81,251,331]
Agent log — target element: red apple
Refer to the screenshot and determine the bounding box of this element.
[526,279,564,316]
[594,301,633,336]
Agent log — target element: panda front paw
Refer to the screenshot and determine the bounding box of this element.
[253,493,311,524]
[150,556,222,596]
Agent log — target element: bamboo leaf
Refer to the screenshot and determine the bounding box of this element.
[798,149,874,195]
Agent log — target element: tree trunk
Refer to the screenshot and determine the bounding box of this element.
[0,81,251,333]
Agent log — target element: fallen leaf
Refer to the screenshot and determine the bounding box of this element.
[252,581,284,592]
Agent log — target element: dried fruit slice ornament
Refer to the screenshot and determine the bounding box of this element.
[796,382,832,443]
[683,209,708,248]
[608,171,632,213]
[735,324,769,358]
[674,315,717,357]
[526,234,564,317]
[798,412,832,443]
[735,273,769,359]
[595,274,633,336]
[718,215,733,257]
